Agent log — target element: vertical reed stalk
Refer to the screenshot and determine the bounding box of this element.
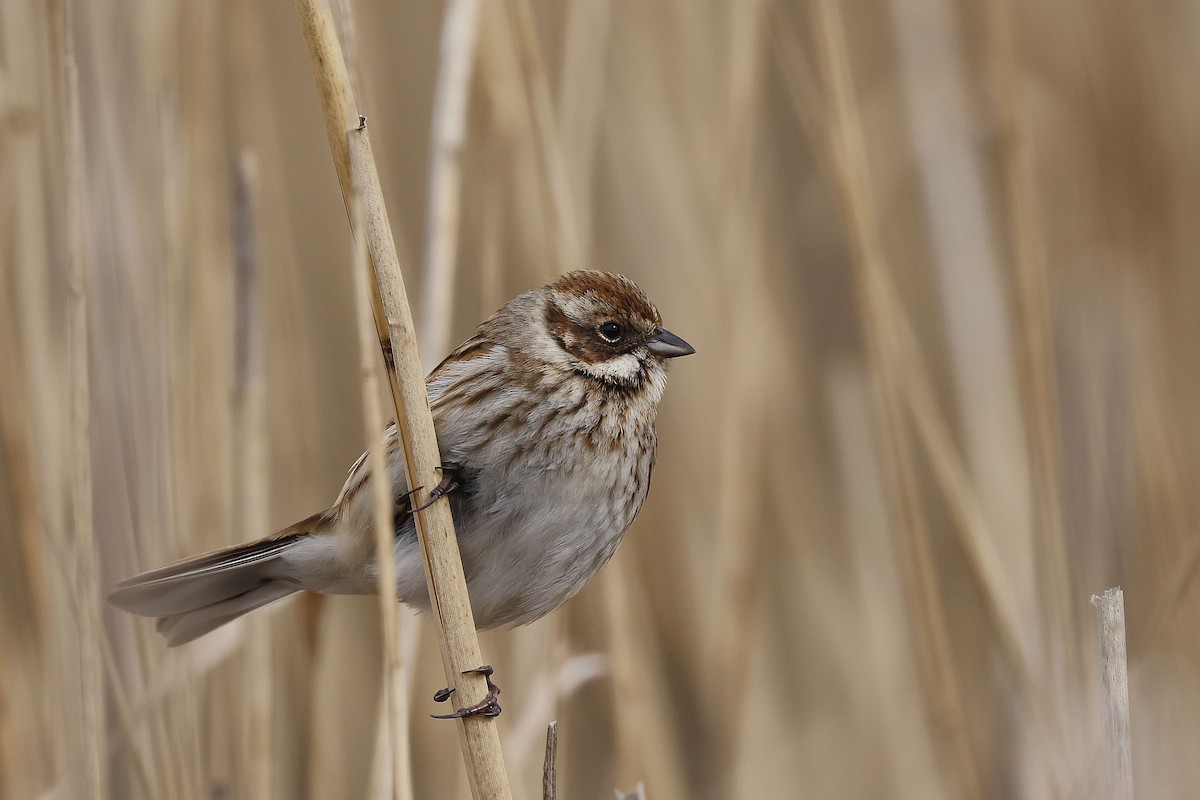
[419,0,483,364]
[1092,588,1133,800]
[232,152,274,800]
[503,0,583,267]
[61,2,106,795]
[291,0,512,794]
[808,0,982,794]
[351,169,411,800]
[982,0,1076,667]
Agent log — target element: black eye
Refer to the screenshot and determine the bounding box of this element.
[598,321,623,342]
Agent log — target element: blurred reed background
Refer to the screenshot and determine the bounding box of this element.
[3,0,1199,797]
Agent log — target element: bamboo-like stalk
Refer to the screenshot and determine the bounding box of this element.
[1092,588,1133,800]
[807,0,983,795]
[61,2,107,795]
[350,171,411,800]
[419,0,483,365]
[290,1,512,796]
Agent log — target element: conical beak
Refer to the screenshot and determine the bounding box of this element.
[646,327,695,358]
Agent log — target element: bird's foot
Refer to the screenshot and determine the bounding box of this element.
[410,463,461,513]
[431,665,502,719]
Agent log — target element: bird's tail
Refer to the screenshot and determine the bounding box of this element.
[108,525,317,647]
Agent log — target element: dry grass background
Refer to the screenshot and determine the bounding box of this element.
[3,0,1199,797]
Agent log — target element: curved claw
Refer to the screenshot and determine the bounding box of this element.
[410,464,461,514]
[431,665,502,720]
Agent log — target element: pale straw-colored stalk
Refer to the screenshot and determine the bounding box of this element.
[291,0,512,795]
[231,152,274,800]
[808,0,982,794]
[61,2,107,795]
[419,0,483,366]
[503,0,583,268]
[1092,588,1133,800]
[981,0,1076,668]
[350,171,411,800]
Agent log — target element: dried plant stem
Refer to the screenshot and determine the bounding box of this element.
[419,0,483,364]
[778,7,1034,695]
[982,0,1075,666]
[232,152,274,800]
[707,8,766,791]
[62,3,106,796]
[1092,588,1133,800]
[808,0,982,795]
[291,0,511,796]
[351,182,410,800]
[542,721,558,800]
[504,0,583,267]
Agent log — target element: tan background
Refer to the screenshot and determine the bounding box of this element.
[3,0,1199,797]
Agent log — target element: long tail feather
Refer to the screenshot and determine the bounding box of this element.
[108,532,309,646]
[154,581,299,646]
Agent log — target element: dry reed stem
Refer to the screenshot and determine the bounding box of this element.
[323,9,415,794]
[232,152,274,800]
[96,626,159,798]
[707,8,767,789]
[4,37,66,782]
[603,564,690,799]
[503,0,583,268]
[351,170,411,800]
[29,514,152,798]
[889,307,1036,687]
[348,117,513,800]
[1092,588,1133,800]
[153,91,195,800]
[888,0,1033,632]
[555,0,611,258]
[291,0,511,794]
[419,0,483,364]
[61,2,106,794]
[982,0,1076,667]
[0,253,50,800]
[781,0,1035,692]
[542,720,557,800]
[808,0,983,795]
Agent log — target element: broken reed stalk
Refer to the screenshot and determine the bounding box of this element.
[291,1,512,797]
[542,721,557,800]
[1092,588,1133,800]
[350,180,409,800]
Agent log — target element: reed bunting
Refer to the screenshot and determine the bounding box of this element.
[109,271,694,645]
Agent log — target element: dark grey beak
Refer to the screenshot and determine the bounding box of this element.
[646,327,695,358]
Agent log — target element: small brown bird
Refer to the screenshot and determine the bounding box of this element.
[109,271,694,646]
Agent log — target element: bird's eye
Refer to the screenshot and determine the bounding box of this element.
[598,321,624,342]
